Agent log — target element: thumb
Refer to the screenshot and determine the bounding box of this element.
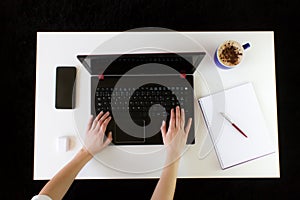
[103,132,113,147]
[160,120,167,139]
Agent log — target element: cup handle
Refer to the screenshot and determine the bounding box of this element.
[242,43,251,50]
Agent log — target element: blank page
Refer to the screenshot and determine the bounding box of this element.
[199,82,275,169]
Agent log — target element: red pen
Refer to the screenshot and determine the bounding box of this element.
[220,112,248,138]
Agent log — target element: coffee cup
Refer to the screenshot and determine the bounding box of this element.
[214,40,250,69]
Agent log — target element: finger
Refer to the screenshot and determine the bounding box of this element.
[169,108,175,129]
[86,115,94,132]
[176,106,180,128]
[100,116,111,133]
[103,132,113,147]
[94,119,102,132]
[184,118,192,134]
[99,111,110,125]
[92,111,103,129]
[181,108,185,128]
[160,120,167,139]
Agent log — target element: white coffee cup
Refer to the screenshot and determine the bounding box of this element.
[214,40,250,69]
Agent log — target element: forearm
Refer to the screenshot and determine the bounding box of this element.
[151,156,180,200]
[39,148,92,200]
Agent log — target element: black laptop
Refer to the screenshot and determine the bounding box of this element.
[77,52,205,145]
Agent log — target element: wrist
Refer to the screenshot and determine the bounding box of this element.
[163,154,180,175]
[165,153,181,166]
[79,148,93,160]
[166,148,182,160]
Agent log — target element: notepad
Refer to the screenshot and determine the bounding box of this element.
[198,82,275,169]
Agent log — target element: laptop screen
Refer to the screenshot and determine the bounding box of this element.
[77,52,205,76]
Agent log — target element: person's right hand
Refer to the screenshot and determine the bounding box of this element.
[83,111,112,155]
[160,106,192,159]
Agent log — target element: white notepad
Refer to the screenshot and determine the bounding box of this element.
[198,82,275,169]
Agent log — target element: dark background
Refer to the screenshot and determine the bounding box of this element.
[2,0,299,199]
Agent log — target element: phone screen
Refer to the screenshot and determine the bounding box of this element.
[55,67,76,109]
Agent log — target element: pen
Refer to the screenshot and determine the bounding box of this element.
[220,112,248,138]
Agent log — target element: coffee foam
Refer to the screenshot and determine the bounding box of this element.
[217,40,243,67]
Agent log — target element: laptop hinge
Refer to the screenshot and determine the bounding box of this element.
[96,73,191,78]
[180,71,186,79]
[98,74,104,80]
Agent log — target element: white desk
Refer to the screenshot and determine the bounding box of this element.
[34,32,280,179]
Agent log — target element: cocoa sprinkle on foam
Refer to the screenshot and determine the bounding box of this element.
[219,42,243,66]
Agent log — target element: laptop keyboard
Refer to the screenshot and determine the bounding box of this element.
[95,84,191,124]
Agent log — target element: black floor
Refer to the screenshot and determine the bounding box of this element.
[3,0,300,199]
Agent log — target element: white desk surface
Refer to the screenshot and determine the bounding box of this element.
[34,32,280,179]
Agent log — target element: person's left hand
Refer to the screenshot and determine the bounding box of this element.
[83,111,112,155]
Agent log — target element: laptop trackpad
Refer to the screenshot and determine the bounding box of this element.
[113,120,146,144]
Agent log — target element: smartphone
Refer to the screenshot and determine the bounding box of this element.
[55,67,77,109]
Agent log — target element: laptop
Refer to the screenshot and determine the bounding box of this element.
[77,52,205,145]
